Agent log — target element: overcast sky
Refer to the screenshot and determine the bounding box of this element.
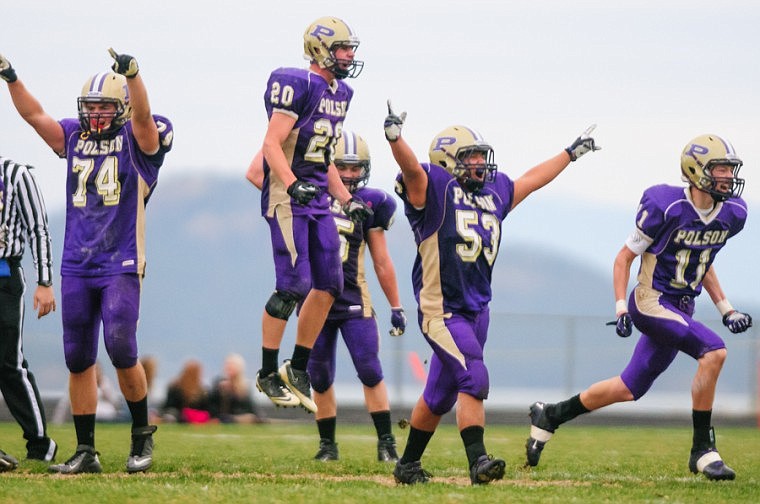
[3,0,758,301]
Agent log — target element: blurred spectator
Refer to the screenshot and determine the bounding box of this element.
[161,360,211,424]
[208,353,265,424]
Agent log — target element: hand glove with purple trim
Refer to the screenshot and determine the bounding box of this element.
[342,196,373,224]
[722,310,752,334]
[565,124,601,161]
[605,312,632,338]
[389,307,407,337]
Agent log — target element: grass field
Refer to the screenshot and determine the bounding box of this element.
[0,421,758,503]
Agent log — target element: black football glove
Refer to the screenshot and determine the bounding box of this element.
[722,310,752,334]
[565,124,601,161]
[342,196,373,223]
[287,180,319,205]
[0,54,18,83]
[108,48,139,78]
[606,313,632,338]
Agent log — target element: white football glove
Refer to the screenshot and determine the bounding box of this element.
[384,99,407,142]
[565,124,601,161]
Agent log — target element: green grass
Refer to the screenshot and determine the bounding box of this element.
[1,421,758,503]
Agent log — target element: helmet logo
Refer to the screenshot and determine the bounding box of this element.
[310,25,336,39]
[432,136,456,152]
[685,143,709,164]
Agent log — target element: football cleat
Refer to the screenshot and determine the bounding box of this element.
[470,454,506,485]
[377,434,399,462]
[279,360,317,414]
[256,369,300,408]
[689,448,736,481]
[0,450,18,472]
[393,460,432,485]
[314,439,339,461]
[127,425,158,473]
[49,445,102,474]
[525,401,558,467]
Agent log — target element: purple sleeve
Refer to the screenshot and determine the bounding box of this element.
[360,188,396,232]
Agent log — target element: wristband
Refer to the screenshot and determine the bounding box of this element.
[715,299,734,317]
[615,299,627,315]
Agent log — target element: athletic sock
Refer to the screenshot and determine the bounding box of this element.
[317,416,337,443]
[547,394,590,425]
[371,410,392,438]
[127,396,149,428]
[73,414,96,448]
[692,409,713,448]
[290,345,311,371]
[261,347,279,375]
[399,426,434,464]
[460,425,486,468]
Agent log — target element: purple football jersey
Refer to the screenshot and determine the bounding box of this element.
[628,184,746,297]
[260,67,354,218]
[58,115,174,276]
[396,164,514,317]
[328,186,396,320]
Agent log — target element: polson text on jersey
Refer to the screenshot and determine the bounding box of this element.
[74,135,124,156]
[318,98,348,118]
[673,229,729,246]
[452,186,497,212]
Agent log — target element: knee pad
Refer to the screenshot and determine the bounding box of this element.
[265,290,300,320]
[308,360,334,393]
[355,356,383,388]
[462,359,490,400]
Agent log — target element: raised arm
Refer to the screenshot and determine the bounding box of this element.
[511,125,600,210]
[109,48,159,155]
[384,100,427,208]
[1,54,64,154]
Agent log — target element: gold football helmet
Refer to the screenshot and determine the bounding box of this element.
[428,125,497,192]
[681,134,744,201]
[77,72,131,138]
[334,131,371,193]
[303,16,363,79]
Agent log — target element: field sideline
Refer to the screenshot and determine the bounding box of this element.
[0,422,758,503]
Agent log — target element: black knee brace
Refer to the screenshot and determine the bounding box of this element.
[264,290,300,320]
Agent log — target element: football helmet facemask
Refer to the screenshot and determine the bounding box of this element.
[335,131,371,193]
[429,125,497,192]
[77,72,131,138]
[303,16,363,79]
[681,134,744,202]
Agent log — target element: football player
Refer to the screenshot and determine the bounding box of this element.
[0,49,172,474]
[526,134,750,481]
[383,100,600,485]
[306,131,405,462]
[253,16,371,414]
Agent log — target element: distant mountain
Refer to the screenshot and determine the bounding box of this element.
[18,174,757,415]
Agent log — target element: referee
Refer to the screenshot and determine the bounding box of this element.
[0,156,57,464]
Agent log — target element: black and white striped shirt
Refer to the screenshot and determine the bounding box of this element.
[0,157,54,285]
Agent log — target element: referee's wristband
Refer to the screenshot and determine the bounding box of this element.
[615,299,627,315]
[715,299,734,317]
